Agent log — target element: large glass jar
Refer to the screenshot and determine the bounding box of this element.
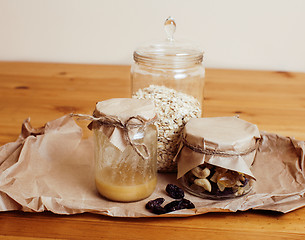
[91,98,158,202]
[131,17,205,173]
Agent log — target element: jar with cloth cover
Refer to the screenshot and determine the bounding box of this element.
[175,116,261,199]
[88,98,158,202]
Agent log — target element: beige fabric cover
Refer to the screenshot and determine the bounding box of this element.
[176,117,260,179]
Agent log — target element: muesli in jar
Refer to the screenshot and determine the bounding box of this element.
[133,85,201,172]
[175,116,261,199]
[131,17,205,172]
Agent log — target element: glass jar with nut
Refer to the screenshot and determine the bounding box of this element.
[132,17,205,173]
[175,116,261,199]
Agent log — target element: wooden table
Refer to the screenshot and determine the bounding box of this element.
[0,62,305,239]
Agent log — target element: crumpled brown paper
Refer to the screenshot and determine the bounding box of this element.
[0,115,305,217]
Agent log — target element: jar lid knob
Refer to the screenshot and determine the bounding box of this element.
[164,16,176,41]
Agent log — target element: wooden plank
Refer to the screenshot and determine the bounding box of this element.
[0,62,305,239]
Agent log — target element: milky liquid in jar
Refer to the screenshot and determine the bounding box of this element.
[92,98,157,202]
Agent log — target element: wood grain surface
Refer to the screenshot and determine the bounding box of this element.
[0,62,305,240]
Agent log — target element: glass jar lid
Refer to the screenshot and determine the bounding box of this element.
[133,17,204,64]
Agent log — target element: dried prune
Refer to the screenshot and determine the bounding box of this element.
[164,200,183,212]
[180,198,195,209]
[166,184,184,199]
[164,198,195,213]
[145,184,195,215]
[151,206,167,215]
[145,198,165,210]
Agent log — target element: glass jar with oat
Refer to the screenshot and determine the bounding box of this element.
[89,98,158,202]
[132,17,205,172]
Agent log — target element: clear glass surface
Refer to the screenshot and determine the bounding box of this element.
[94,124,157,202]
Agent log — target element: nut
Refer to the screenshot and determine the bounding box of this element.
[239,174,245,182]
[210,172,218,183]
[194,178,212,192]
[191,167,210,179]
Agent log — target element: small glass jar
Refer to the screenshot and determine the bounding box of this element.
[131,17,205,172]
[176,117,261,199]
[91,98,158,202]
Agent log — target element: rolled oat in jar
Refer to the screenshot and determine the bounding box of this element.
[176,116,261,199]
[131,17,205,172]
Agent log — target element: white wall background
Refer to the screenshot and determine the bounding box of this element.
[0,0,305,72]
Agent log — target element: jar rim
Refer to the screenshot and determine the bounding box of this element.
[133,51,203,67]
[133,39,204,65]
